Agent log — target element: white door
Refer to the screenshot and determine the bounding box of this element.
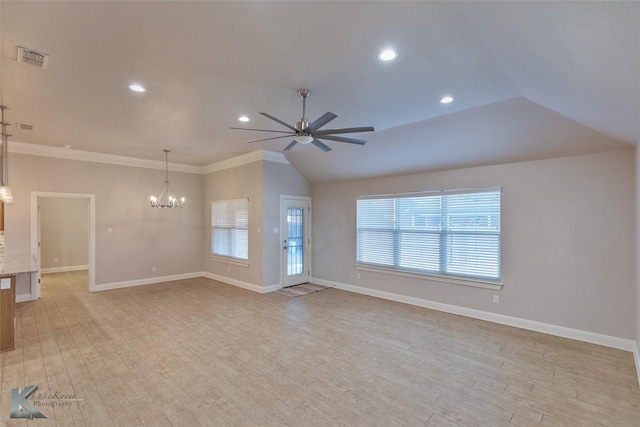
[281,196,311,288]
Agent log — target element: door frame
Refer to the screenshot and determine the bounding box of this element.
[280,195,311,288]
[30,192,96,299]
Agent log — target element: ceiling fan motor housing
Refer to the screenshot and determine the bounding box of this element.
[296,119,310,133]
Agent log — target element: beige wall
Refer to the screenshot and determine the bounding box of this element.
[5,148,637,350]
[312,150,636,339]
[202,159,310,289]
[40,197,89,270]
[6,153,203,295]
[262,160,310,287]
[202,161,264,286]
[636,148,640,362]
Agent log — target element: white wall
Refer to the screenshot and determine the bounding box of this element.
[40,197,89,271]
[6,153,203,295]
[312,150,635,339]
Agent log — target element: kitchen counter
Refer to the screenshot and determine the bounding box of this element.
[0,253,36,352]
[0,253,38,275]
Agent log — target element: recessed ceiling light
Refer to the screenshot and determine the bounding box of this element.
[128,83,146,93]
[378,49,397,61]
[440,95,454,104]
[238,115,250,122]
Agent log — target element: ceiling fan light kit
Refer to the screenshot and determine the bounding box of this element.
[294,135,314,144]
[231,89,374,152]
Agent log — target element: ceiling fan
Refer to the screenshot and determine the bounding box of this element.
[231,89,374,152]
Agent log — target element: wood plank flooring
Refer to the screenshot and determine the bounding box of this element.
[1,271,638,426]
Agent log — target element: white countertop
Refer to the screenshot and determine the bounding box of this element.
[0,253,38,275]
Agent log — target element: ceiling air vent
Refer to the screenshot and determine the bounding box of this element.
[16,123,34,131]
[17,46,49,69]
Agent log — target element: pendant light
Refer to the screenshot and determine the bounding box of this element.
[0,106,13,204]
[0,8,13,204]
[150,150,184,208]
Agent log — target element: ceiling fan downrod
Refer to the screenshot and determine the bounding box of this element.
[296,89,311,132]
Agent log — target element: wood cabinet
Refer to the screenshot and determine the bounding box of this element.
[0,275,15,352]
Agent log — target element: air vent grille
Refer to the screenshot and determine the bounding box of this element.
[17,47,49,69]
[17,123,34,131]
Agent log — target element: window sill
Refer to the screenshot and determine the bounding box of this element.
[354,264,503,290]
[210,255,249,268]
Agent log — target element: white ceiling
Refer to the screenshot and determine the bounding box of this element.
[1,1,638,183]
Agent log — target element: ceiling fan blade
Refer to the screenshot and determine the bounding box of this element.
[313,126,375,135]
[245,135,296,144]
[311,139,332,152]
[231,127,296,134]
[283,140,298,151]
[318,135,367,145]
[260,112,298,132]
[305,112,338,133]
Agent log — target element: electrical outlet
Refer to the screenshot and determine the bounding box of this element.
[227,266,231,273]
[54,258,58,264]
[492,295,500,304]
[356,273,361,280]
[152,266,157,272]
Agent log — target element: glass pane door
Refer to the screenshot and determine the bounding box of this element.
[287,207,304,276]
[281,197,311,288]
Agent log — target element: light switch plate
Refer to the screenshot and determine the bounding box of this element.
[1,278,11,290]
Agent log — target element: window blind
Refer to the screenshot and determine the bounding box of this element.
[357,189,501,281]
[211,198,248,260]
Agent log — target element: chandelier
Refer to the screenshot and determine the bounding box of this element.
[150,149,184,208]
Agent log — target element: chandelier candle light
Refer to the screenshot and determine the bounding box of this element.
[150,149,184,208]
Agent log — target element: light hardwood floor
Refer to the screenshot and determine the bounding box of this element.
[1,271,639,426]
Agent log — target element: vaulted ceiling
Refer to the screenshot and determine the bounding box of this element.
[1,1,638,183]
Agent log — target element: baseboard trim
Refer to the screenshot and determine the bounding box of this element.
[94,272,203,292]
[634,342,640,387]
[41,265,89,274]
[91,271,278,294]
[201,272,279,294]
[312,278,637,353]
[16,294,33,303]
[263,283,282,293]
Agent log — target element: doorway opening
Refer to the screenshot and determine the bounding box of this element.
[30,192,96,299]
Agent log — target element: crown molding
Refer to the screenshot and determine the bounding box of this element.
[201,150,289,174]
[6,141,288,174]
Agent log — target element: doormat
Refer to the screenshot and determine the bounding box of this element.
[276,283,329,297]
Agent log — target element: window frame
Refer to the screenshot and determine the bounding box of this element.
[210,198,249,263]
[356,188,502,289]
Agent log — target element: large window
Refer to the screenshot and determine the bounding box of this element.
[211,198,248,260]
[356,188,501,282]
